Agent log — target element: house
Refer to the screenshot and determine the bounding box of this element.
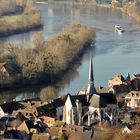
[0,62,22,86]
[17,120,36,134]
[125,91,140,108]
[36,103,56,118]
[122,124,132,134]
[52,97,66,120]
[43,116,56,127]
[131,74,140,91]
[36,95,66,119]
[6,120,23,133]
[0,62,22,78]
[1,101,25,114]
[3,129,31,140]
[17,119,47,134]
[108,74,131,93]
[108,74,126,87]
[12,105,38,119]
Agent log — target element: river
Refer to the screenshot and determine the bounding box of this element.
[1,3,140,103]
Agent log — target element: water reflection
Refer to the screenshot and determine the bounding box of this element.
[0,87,40,103]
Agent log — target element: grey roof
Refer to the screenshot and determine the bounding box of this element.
[52,98,65,108]
[2,62,22,76]
[99,93,117,104]
[68,94,89,107]
[1,101,25,114]
[25,120,36,129]
[89,93,117,108]
[89,94,106,108]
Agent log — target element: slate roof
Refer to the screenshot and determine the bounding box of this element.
[36,103,56,116]
[1,101,25,114]
[52,98,65,108]
[0,62,22,76]
[89,93,117,108]
[0,62,6,69]
[99,93,117,104]
[89,94,106,108]
[25,120,36,129]
[68,94,89,107]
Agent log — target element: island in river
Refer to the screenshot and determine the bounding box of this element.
[0,0,42,37]
[0,24,95,89]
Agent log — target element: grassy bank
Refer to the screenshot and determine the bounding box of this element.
[0,24,95,87]
[0,10,42,37]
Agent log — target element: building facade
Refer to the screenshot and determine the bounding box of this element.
[125,91,140,108]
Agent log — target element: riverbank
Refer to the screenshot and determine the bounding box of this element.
[111,1,140,24]
[96,2,140,24]
[0,24,95,89]
[0,10,42,37]
[0,0,43,37]
[97,2,140,24]
[121,4,140,24]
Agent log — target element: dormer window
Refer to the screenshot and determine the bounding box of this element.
[131,93,134,97]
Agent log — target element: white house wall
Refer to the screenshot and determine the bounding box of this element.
[0,106,4,118]
[125,97,140,108]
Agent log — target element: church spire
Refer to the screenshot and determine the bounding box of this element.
[89,55,94,82]
[86,54,96,97]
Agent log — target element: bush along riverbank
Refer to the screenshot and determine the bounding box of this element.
[111,0,140,24]
[0,24,96,88]
[122,2,140,24]
[0,0,24,16]
[0,0,43,37]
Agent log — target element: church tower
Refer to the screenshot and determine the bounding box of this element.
[86,54,96,101]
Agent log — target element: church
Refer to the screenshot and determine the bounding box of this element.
[62,55,118,126]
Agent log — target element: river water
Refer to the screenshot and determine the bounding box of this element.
[1,3,140,103]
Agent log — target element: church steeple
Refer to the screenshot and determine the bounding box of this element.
[89,55,94,82]
[86,54,96,97]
